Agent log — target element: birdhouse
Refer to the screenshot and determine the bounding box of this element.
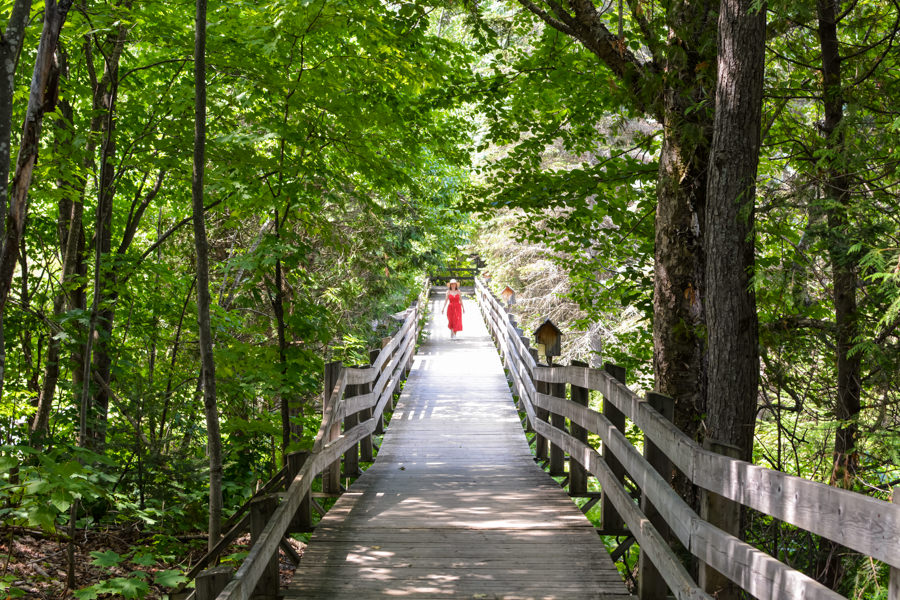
[534,319,562,365]
[501,286,516,306]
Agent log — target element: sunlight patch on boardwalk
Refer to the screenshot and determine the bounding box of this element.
[287,291,631,599]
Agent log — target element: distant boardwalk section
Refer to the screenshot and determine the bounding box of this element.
[287,290,631,599]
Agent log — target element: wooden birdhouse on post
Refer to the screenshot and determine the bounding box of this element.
[501,286,516,307]
[534,319,562,365]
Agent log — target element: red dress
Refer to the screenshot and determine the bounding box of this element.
[447,293,463,333]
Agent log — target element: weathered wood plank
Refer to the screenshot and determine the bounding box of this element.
[286,298,629,599]
[529,363,900,570]
[531,389,845,600]
[215,295,426,600]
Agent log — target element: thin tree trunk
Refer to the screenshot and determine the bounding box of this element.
[704,0,765,462]
[158,276,196,444]
[271,210,291,456]
[33,57,83,439]
[0,0,73,399]
[817,0,860,588]
[86,19,129,452]
[193,0,223,552]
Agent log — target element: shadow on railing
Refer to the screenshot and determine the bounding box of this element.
[187,281,430,600]
[476,276,900,600]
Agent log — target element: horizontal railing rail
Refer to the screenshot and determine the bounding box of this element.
[427,266,479,284]
[476,276,900,600]
[201,281,430,600]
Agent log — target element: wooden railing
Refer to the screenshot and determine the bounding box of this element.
[196,282,430,600]
[476,276,900,600]
[426,266,479,285]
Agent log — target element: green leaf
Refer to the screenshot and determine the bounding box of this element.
[99,577,150,599]
[73,586,101,600]
[50,488,73,513]
[153,569,188,587]
[131,551,155,566]
[0,455,17,472]
[27,505,58,532]
[90,549,124,567]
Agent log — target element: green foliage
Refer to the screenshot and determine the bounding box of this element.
[1,0,479,578]
[0,445,112,532]
[0,574,27,598]
[74,550,187,599]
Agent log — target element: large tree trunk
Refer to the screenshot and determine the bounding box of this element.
[704,0,765,462]
[0,0,73,398]
[816,0,860,589]
[0,0,33,399]
[649,2,720,510]
[193,0,223,552]
[515,1,720,462]
[0,0,33,234]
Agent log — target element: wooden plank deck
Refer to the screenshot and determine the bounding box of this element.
[287,291,631,599]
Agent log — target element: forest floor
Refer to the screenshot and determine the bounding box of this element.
[1,526,305,598]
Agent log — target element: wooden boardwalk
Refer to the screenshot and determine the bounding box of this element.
[287,291,631,599]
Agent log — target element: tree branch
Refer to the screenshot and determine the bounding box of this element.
[516,0,660,117]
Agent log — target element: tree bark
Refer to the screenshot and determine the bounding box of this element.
[193,0,223,552]
[704,0,766,462]
[88,17,130,452]
[0,0,72,399]
[0,0,33,399]
[0,0,33,243]
[516,3,719,474]
[271,217,291,456]
[816,0,860,589]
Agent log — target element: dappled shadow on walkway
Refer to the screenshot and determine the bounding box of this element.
[287,293,629,599]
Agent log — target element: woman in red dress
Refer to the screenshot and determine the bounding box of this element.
[442,279,464,339]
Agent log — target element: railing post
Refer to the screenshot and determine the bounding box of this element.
[531,348,549,463]
[249,495,280,597]
[548,370,566,477]
[286,451,312,532]
[383,336,400,408]
[516,328,530,414]
[700,438,742,599]
[360,348,380,461]
[196,565,232,600]
[890,486,899,600]
[322,360,342,495]
[406,301,417,375]
[601,362,627,534]
[343,379,363,479]
[375,345,389,434]
[639,391,674,600]
[568,360,589,496]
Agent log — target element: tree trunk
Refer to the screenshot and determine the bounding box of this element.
[32,78,79,440]
[649,3,720,511]
[0,0,72,398]
[0,0,34,399]
[272,248,291,456]
[85,18,131,452]
[704,0,765,462]
[816,0,860,589]
[515,0,720,465]
[0,0,33,246]
[193,0,223,552]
